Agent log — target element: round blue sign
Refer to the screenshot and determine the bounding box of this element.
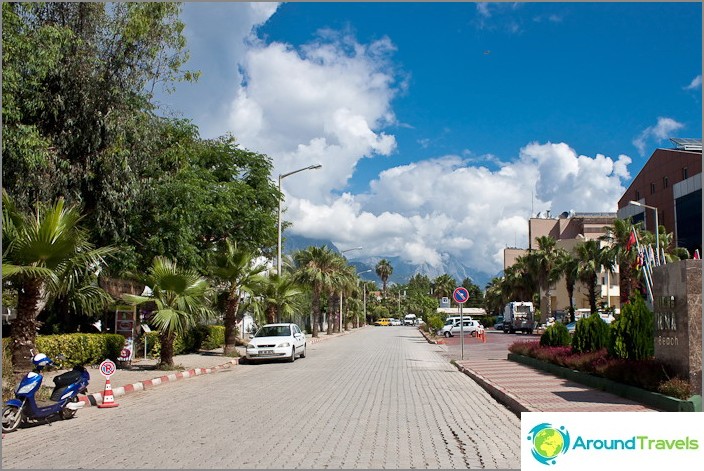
[452,287,469,304]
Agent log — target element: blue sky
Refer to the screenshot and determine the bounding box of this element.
[155,2,702,278]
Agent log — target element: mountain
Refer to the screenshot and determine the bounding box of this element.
[282,234,497,288]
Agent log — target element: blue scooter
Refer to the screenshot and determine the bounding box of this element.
[2,351,90,433]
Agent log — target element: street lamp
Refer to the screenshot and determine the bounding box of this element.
[277,164,322,278]
[629,200,659,265]
[357,269,373,328]
[339,247,363,332]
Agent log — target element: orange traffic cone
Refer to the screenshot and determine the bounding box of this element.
[97,378,119,408]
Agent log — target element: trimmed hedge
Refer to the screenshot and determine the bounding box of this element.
[140,325,227,358]
[572,313,610,353]
[35,333,125,367]
[540,323,571,347]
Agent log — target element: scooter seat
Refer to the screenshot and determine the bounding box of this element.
[53,370,84,387]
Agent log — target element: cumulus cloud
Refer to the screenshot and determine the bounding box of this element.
[632,117,684,155]
[684,75,702,91]
[224,22,633,276]
[228,30,399,202]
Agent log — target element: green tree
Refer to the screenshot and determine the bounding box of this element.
[2,3,197,257]
[258,274,304,325]
[123,257,214,367]
[293,246,340,338]
[2,192,114,375]
[532,236,562,322]
[575,239,615,314]
[554,249,579,323]
[432,274,456,303]
[209,239,267,355]
[375,259,393,297]
[600,218,641,304]
[461,277,483,308]
[484,277,506,316]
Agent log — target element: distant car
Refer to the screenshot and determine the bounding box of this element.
[374,318,391,326]
[493,316,504,330]
[437,319,483,338]
[403,314,418,326]
[390,318,402,326]
[245,323,306,362]
[565,322,577,334]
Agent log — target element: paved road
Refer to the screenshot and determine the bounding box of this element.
[2,327,521,469]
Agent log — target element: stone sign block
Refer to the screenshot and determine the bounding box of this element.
[651,260,702,395]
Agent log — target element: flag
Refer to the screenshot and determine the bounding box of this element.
[695,250,700,260]
[626,230,636,252]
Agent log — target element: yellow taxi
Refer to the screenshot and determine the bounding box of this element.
[374,318,391,326]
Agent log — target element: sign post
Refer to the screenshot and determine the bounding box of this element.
[452,287,470,360]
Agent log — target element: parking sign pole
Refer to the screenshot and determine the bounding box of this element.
[460,303,464,360]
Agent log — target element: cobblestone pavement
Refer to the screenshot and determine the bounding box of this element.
[2,327,521,469]
[438,330,658,412]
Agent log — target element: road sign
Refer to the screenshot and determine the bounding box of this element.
[452,287,469,304]
[99,359,116,378]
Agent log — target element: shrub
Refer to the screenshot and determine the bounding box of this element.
[140,325,227,358]
[572,313,610,353]
[609,295,654,360]
[35,333,125,366]
[540,323,571,347]
[657,378,693,400]
[202,325,225,350]
[425,314,444,334]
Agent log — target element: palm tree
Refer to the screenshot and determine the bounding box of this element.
[375,259,393,297]
[532,236,562,322]
[554,249,579,322]
[2,192,114,375]
[574,239,615,314]
[432,274,456,302]
[293,246,340,338]
[600,218,641,304]
[123,257,214,367]
[209,239,268,355]
[259,273,304,324]
[484,277,505,315]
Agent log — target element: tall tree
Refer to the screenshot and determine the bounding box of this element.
[209,239,267,355]
[2,192,114,375]
[2,3,197,258]
[554,249,579,323]
[433,274,457,303]
[375,259,393,297]
[293,246,340,338]
[574,239,616,314]
[123,257,213,367]
[461,277,483,308]
[600,218,641,304]
[532,236,562,322]
[258,274,304,325]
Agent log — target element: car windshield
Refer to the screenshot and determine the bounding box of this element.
[255,326,291,337]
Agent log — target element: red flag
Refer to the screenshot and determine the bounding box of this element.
[694,250,700,260]
[625,230,636,252]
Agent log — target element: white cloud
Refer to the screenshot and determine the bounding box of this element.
[282,143,631,275]
[632,117,684,155]
[684,75,702,90]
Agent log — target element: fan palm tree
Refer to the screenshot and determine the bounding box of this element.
[209,239,268,355]
[554,249,579,322]
[600,218,641,304]
[574,239,616,314]
[375,259,393,297]
[123,257,214,367]
[293,246,340,337]
[2,191,114,375]
[532,236,562,322]
[259,273,304,324]
[432,274,457,302]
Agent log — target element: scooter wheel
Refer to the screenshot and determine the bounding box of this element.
[60,398,78,420]
[2,404,24,433]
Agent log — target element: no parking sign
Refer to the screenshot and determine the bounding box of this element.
[99,359,116,379]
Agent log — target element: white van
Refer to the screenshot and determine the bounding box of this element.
[403,314,417,326]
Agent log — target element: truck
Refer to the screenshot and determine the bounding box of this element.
[403,314,418,326]
[502,301,536,334]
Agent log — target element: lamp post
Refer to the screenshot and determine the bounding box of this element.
[629,200,659,265]
[339,247,363,332]
[277,164,322,277]
[357,269,373,328]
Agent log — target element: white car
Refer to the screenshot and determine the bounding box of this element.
[437,319,483,338]
[245,323,306,362]
[390,318,402,326]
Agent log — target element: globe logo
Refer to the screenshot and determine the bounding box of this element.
[527,423,570,465]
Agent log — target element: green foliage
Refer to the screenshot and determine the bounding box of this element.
[33,333,125,366]
[608,295,654,360]
[142,325,226,358]
[571,313,611,353]
[425,314,444,333]
[657,378,693,400]
[202,325,226,350]
[2,338,14,401]
[540,323,571,347]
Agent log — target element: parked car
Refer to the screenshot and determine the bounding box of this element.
[565,322,577,334]
[374,318,391,326]
[403,314,418,326]
[245,323,306,363]
[390,318,402,326]
[437,319,484,338]
[493,316,504,330]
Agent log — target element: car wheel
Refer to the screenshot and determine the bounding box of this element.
[300,344,306,358]
[444,331,451,338]
[471,331,477,337]
[288,347,295,362]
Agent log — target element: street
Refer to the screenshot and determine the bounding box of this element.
[2,327,521,469]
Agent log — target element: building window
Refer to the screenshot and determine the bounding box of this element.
[650,183,656,194]
[635,190,640,200]
[663,176,669,188]
[683,167,689,180]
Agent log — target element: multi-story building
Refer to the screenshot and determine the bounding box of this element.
[504,212,619,321]
[617,138,702,256]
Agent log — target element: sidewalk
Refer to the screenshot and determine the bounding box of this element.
[425,330,659,413]
[41,329,354,407]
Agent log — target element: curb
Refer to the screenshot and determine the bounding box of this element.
[451,361,530,418]
[79,328,360,407]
